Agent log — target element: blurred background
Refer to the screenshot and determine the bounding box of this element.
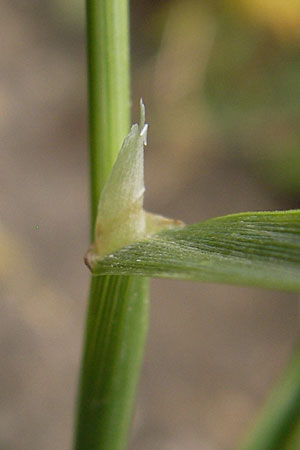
[1,1,300,449]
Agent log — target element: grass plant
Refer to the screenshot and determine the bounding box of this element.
[73,1,300,449]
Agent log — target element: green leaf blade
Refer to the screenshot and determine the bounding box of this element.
[90,210,300,292]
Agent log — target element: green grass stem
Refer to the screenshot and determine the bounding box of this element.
[73,1,149,449]
[86,0,130,229]
[74,276,148,450]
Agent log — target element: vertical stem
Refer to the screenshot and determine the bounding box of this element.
[74,275,148,450]
[73,1,149,449]
[87,0,130,230]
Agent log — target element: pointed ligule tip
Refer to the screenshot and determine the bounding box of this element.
[139,98,145,128]
[139,98,148,145]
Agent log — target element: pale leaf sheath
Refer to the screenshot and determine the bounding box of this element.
[93,101,183,258]
[95,101,147,257]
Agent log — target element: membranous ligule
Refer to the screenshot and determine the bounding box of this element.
[94,101,183,259]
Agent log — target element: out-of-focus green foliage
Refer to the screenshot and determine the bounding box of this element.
[205,10,300,195]
[228,0,300,41]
